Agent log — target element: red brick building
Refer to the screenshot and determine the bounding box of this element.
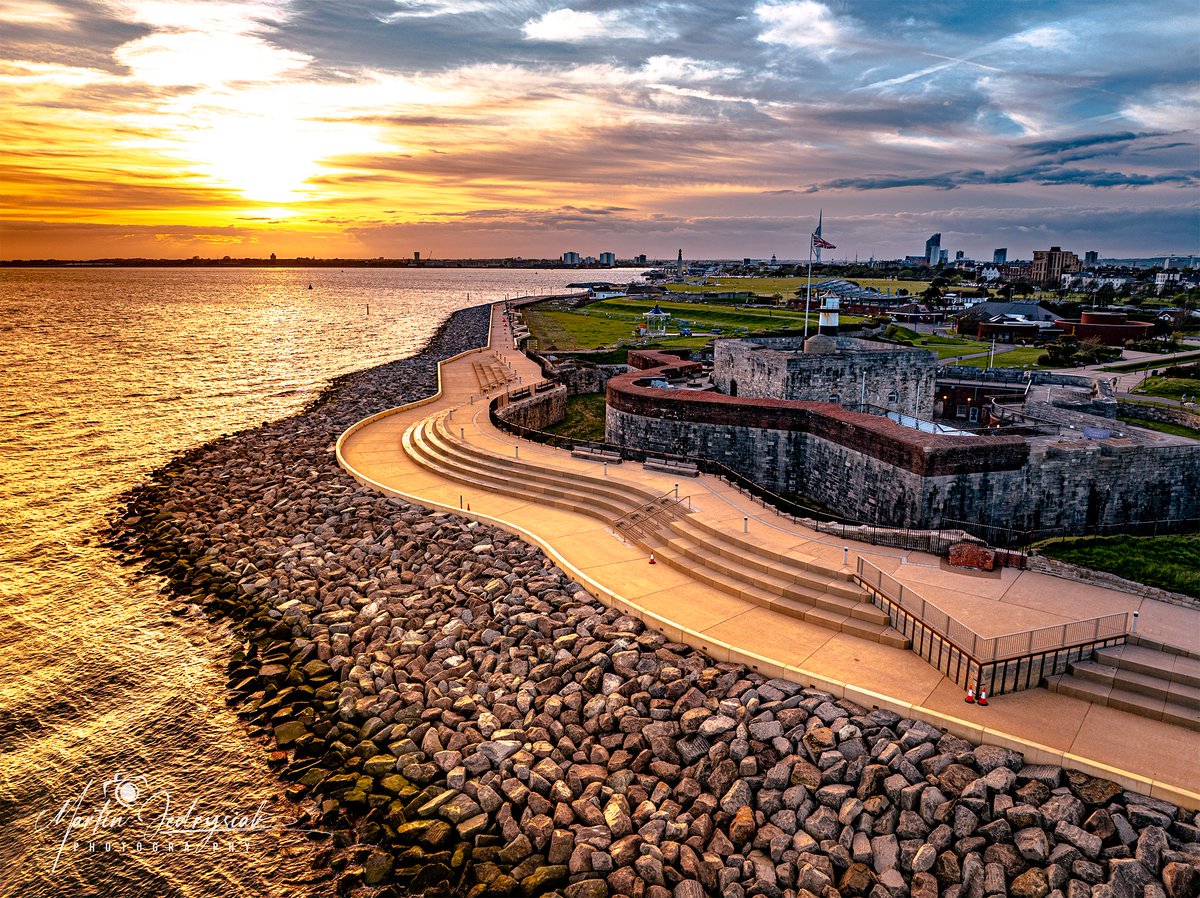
[1053,311,1152,345]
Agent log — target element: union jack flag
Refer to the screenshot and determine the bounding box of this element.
[812,233,836,250]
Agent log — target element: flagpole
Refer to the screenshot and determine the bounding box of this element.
[803,234,814,341]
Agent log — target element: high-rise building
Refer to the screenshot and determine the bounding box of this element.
[955,250,965,262]
[925,233,941,266]
[676,249,684,278]
[634,254,647,265]
[993,248,1007,265]
[562,251,581,265]
[1031,246,1082,287]
[1084,251,1098,267]
[599,251,616,266]
[939,249,948,265]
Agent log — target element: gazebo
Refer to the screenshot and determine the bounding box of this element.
[642,304,670,337]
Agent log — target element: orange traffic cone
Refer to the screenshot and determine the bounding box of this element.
[977,686,988,707]
[648,552,656,565]
[467,503,471,511]
[964,685,975,704]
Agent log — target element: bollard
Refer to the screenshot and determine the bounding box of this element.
[603,462,608,477]
[743,516,748,533]
[515,446,519,459]
[459,495,463,509]
[843,547,849,566]
[448,407,453,420]
[460,427,464,440]
[1132,610,1139,634]
[674,482,679,499]
[470,394,475,404]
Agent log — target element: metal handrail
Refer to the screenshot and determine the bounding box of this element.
[614,489,690,534]
[856,557,1128,663]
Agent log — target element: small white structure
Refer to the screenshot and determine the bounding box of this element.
[642,303,670,336]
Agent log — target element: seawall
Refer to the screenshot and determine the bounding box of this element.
[109,307,1200,897]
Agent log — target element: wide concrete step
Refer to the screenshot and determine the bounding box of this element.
[647,538,908,648]
[675,514,859,586]
[407,413,910,648]
[664,536,890,626]
[1045,673,1200,732]
[1094,643,1200,690]
[405,421,632,523]
[427,417,653,512]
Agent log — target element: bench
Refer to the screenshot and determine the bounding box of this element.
[643,457,700,477]
[572,447,623,463]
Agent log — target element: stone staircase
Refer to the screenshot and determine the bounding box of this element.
[403,410,909,649]
[1045,641,1200,731]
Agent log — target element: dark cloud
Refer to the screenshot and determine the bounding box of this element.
[816,161,1198,192]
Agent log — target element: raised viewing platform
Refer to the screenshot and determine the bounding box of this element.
[337,301,1200,806]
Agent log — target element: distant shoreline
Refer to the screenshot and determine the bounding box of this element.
[0,258,651,269]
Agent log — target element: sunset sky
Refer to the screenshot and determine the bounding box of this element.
[1,0,1198,260]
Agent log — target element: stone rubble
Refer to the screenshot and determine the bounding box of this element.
[110,305,1200,898]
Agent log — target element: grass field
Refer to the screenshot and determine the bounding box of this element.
[908,334,990,360]
[1116,413,1200,440]
[945,346,1048,368]
[1037,533,1200,598]
[1133,376,1200,401]
[663,275,933,298]
[1101,351,1200,373]
[523,296,846,351]
[543,393,607,442]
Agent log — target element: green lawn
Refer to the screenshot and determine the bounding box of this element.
[945,346,1048,368]
[1134,376,1200,401]
[1101,351,1200,373]
[544,393,608,443]
[665,276,803,296]
[523,296,849,351]
[1037,534,1200,598]
[909,334,990,360]
[1116,413,1200,440]
[662,275,933,298]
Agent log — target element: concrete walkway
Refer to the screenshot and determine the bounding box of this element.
[337,301,1200,806]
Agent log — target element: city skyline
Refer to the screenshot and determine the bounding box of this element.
[2,0,1198,260]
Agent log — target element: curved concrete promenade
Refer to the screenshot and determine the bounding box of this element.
[337,301,1200,807]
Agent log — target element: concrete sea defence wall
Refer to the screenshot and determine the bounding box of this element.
[109,307,1200,896]
[606,361,1200,532]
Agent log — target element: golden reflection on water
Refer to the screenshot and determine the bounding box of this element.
[0,266,605,896]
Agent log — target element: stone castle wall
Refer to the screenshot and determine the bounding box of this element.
[495,384,567,432]
[607,402,1200,530]
[713,336,938,418]
[606,350,1200,532]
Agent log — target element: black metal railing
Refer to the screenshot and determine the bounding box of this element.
[489,393,1026,558]
[856,558,1129,695]
[488,391,1199,560]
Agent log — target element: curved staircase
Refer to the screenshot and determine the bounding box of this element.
[403,410,909,649]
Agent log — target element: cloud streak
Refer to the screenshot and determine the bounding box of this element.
[1,0,1197,259]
